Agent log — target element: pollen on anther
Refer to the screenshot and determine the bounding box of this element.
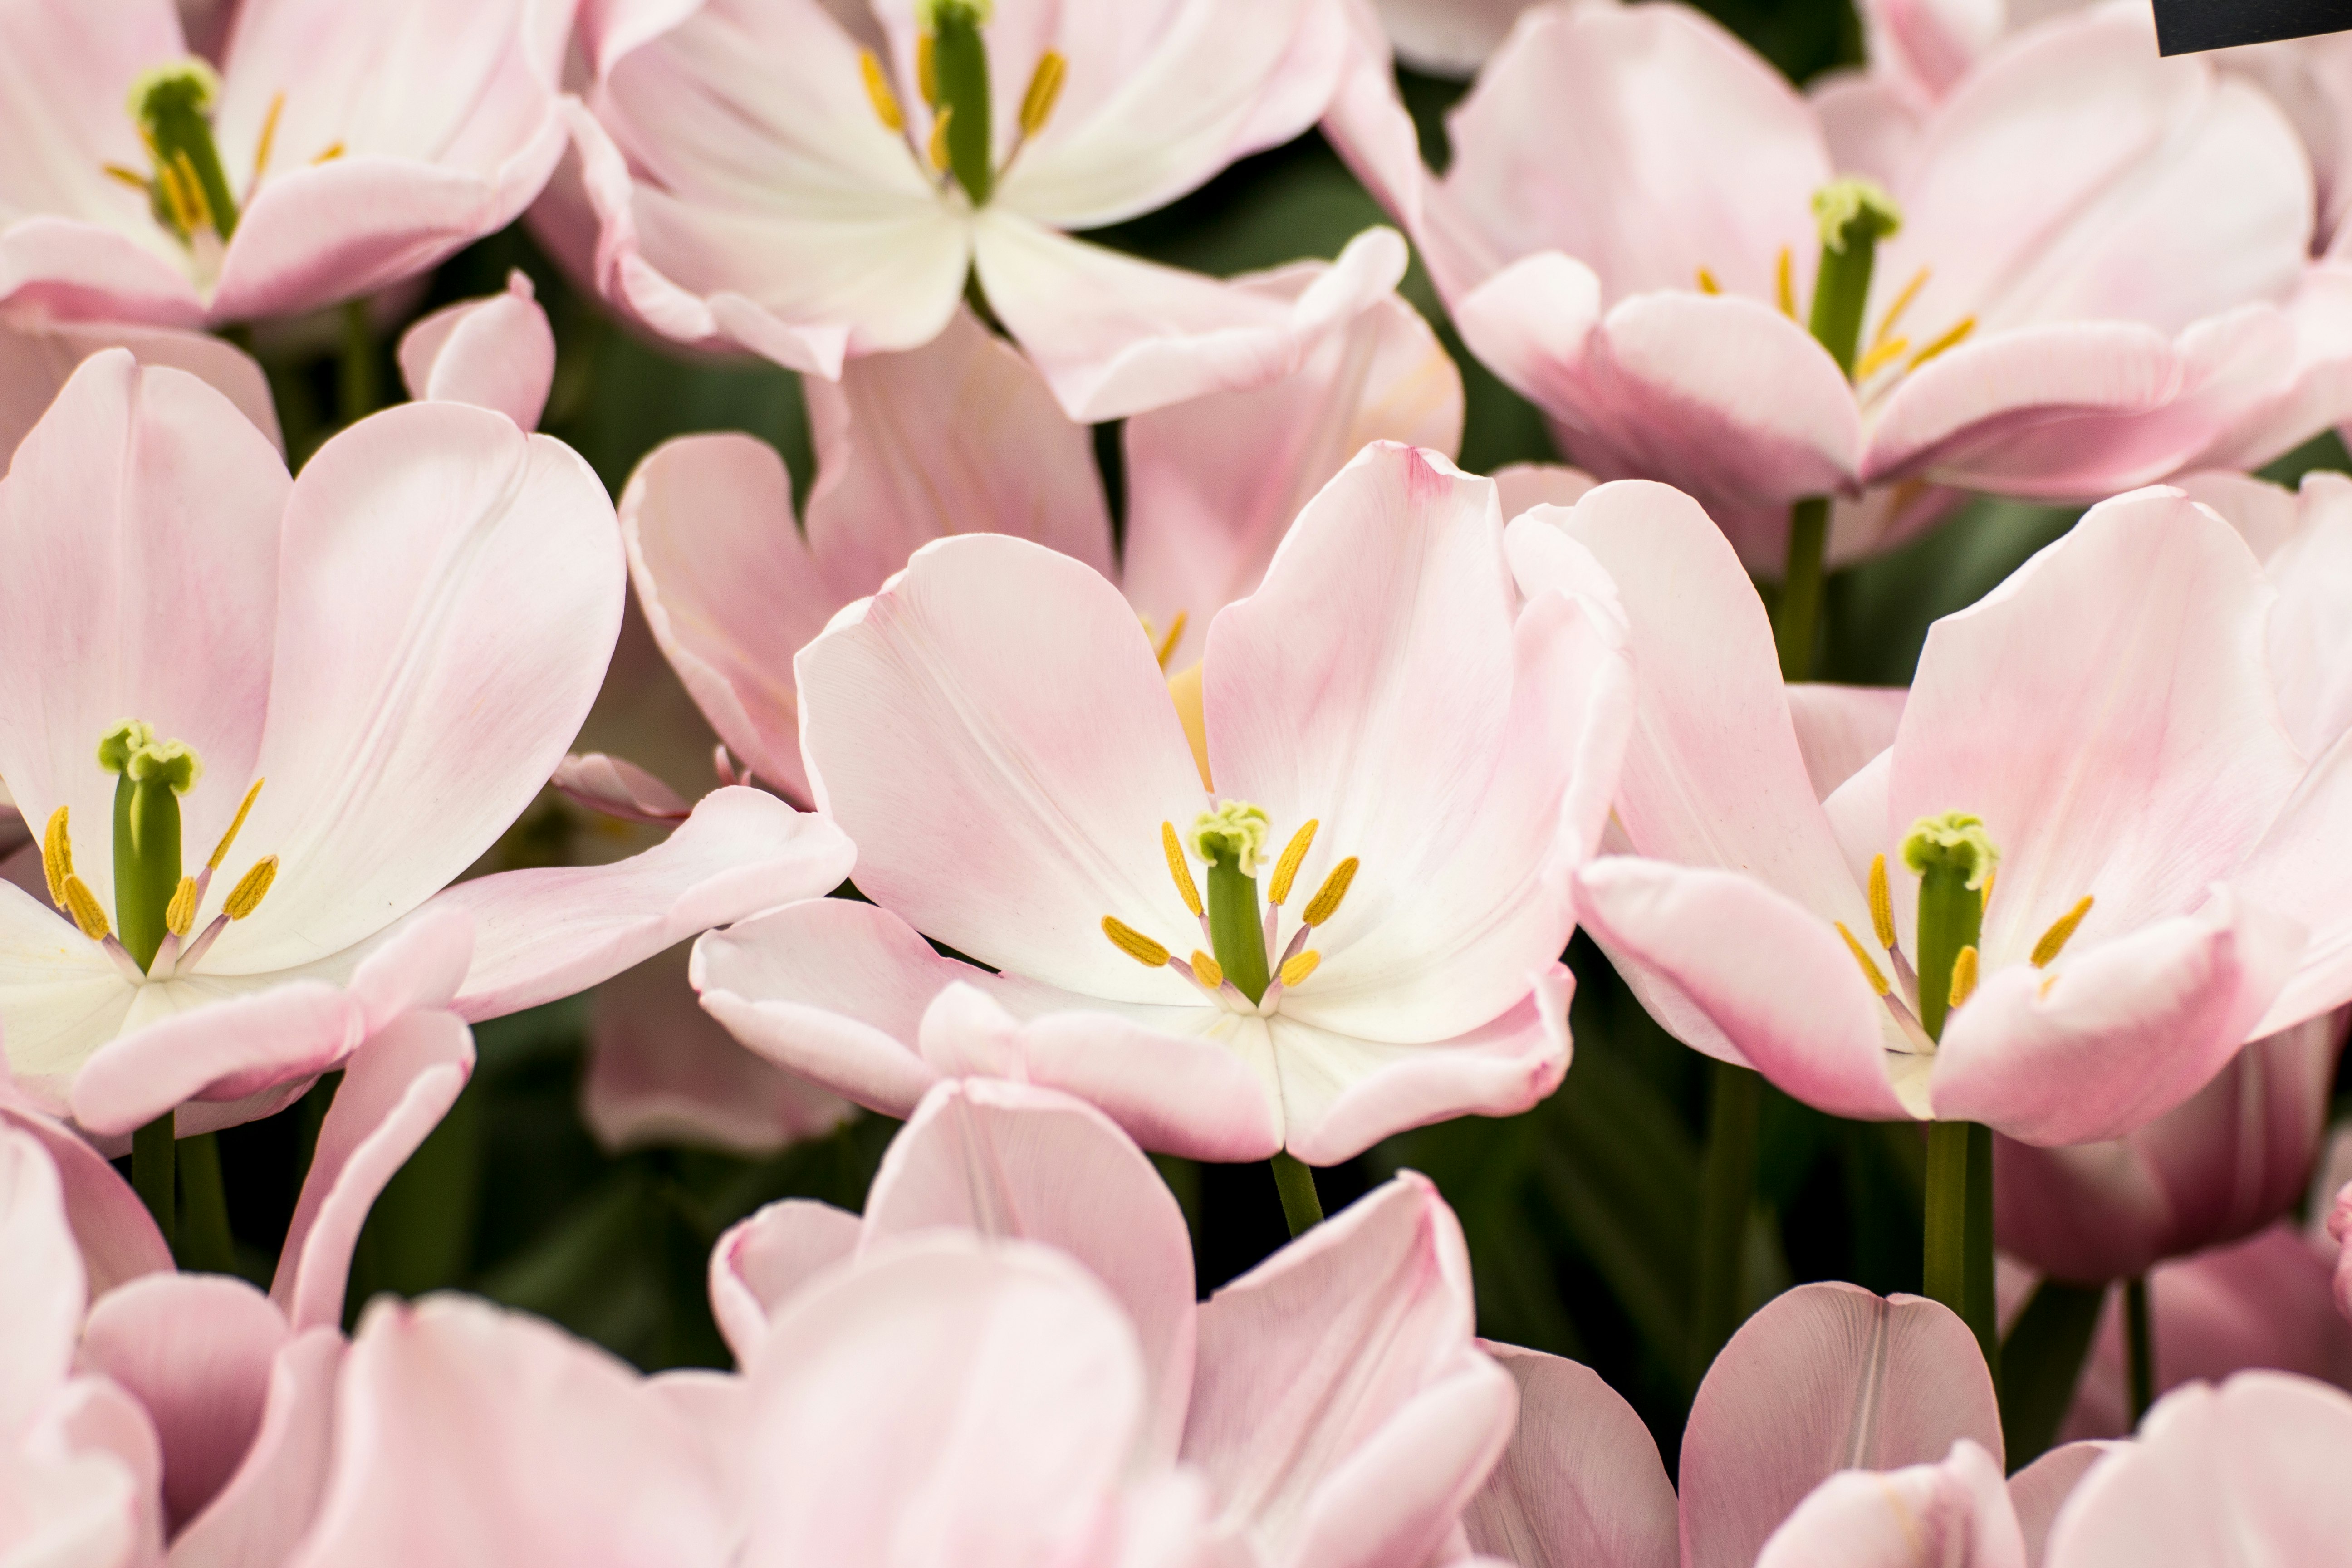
[60,876,111,941]
[1101,915,1169,969]
[1019,49,1066,138]
[1695,267,1721,295]
[1835,921,1891,995]
[209,778,265,871]
[1279,950,1320,989]
[1867,853,1895,949]
[252,92,285,183]
[223,856,278,921]
[926,108,953,173]
[859,51,905,132]
[165,876,197,938]
[1301,856,1358,928]
[1268,820,1318,906]
[1910,316,1975,370]
[40,807,72,909]
[1949,944,1979,1009]
[1774,247,1796,318]
[1190,950,1224,988]
[1160,822,1202,917]
[2031,896,2094,968]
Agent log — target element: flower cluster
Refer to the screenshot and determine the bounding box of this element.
[5,0,2352,1562]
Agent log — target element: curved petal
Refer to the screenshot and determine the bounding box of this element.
[862,1076,1197,1457]
[706,1199,862,1366]
[0,1124,82,1433]
[168,1328,343,1568]
[1813,69,1925,188]
[0,889,137,1124]
[794,533,1208,1003]
[1462,1343,1678,1568]
[551,752,692,825]
[0,1092,169,1294]
[1752,1439,2024,1568]
[0,316,280,464]
[77,1271,286,1530]
[433,786,856,1021]
[217,405,621,972]
[1371,0,1541,76]
[396,270,556,428]
[1122,271,1462,669]
[2007,1441,2115,1568]
[1788,685,1908,802]
[0,1375,164,1568]
[1493,463,1598,518]
[1681,1282,2002,1568]
[973,216,1410,422]
[584,942,852,1156]
[2248,469,2352,756]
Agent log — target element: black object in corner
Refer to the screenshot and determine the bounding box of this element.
[2152,0,2352,53]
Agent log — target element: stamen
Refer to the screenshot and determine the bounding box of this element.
[1775,247,1795,318]
[917,33,938,107]
[103,163,151,191]
[1278,950,1320,989]
[1853,335,1911,380]
[1152,610,1187,671]
[1836,922,1891,995]
[251,92,285,184]
[60,876,111,941]
[927,108,953,173]
[128,61,240,241]
[165,876,197,937]
[1018,50,1066,139]
[1160,821,1202,918]
[2031,896,2094,968]
[1301,856,1358,927]
[222,856,278,920]
[1872,265,1930,347]
[1190,950,1223,989]
[1948,944,1979,1009]
[1267,820,1318,906]
[1909,317,1975,370]
[859,51,905,133]
[40,807,72,909]
[1102,916,1170,968]
[1981,868,1995,909]
[209,778,264,872]
[313,142,344,164]
[1695,268,1721,295]
[1867,853,1895,949]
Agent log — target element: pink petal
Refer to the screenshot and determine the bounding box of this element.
[0,316,280,464]
[271,1009,473,1332]
[1681,1282,2001,1568]
[973,215,1411,421]
[2183,262,2352,474]
[0,1091,170,1295]
[169,1328,344,1568]
[2007,1442,2116,1568]
[219,404,620,972]
[396,270,556,428]
[1812,69,1925,188]
[862,1076,1198,1456]
[550,752,693,825]
[584,942,852,1156]
[1122,271,1462,669]
[0,0,181,239]
[1463,1343,1677,1568]
[706,1199,862,1366]
[1183,1174,1508,1568]
[0,1125,83,1434]
[2245,470,2352,757]
[435,785,855,1022]
[1368,0,1540,74]
[1751,1439,2024,1568]
[1491,463,1597,519]
[77,1272,287,1530]
[0,353,284,905]
[2234,725,2352,1037]
[1788,685,1908,802]
[287,1296,730,1566]
[0,1375,165,1568]
[620,432,844,803]
[795,533,1208,1003]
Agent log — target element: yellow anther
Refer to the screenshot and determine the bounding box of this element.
[252,91,285,183]
[312,141,344,164]
[860,50,905,132]
[1775,246,1796,318]
[1161,821,1202,918]
[159,155,203,235]
[1019,49,1066,139]
[1853,334,1911,381]
[1867,853,1895,950]
[1835,921,1891,995]
[1267,820,1318,906]
[40,807,72,910]
[208,778,265,872]
[165,876,197,938]
[2031,896,2094,969]
[223,856,278,920]
[1301,857,1358,928]
[1190,950,1223,988]
[1873,265,1930,346]
[1909,316,1975,370]
[1948,944,1979,1009]
[926,107,953,173]
[1101,916,1169,969]
[60,876,111,941]
[917,32,938,107]
[103,163,150,191]
[1981,868,1996,909]
[1695,267,1721,295]
[1152,609,1188,671]
[1279,949,1321,989]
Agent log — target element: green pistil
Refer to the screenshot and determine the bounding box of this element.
[1191,801,1273,1005]
[101,720,200,973]
[924,0,995,204]
[131,60,240,243]
[1807,177,1901,379]
[1902,811,1997,1041]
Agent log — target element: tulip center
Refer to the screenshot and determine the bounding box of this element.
[105,62,336,255]
[1099,803,1358,1014]
[41,720,278,982]
[858,1,1066,206]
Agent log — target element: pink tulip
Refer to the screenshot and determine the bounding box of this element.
[2042,1372,2352,1565]
[623,277,1467,804]
[692,441,1631,1163]
[0,353,853,1140]
[0,0,569,327]
[567,0,1408,420]
[715,1075,1514,1567]
[0,313,279,463]
[1517,477,2352,1144]
[394,270,557,431]
[1330,1,2350,568]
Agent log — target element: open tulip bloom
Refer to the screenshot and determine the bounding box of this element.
[691,441,1632,1166]
[569,0,1411,420]
[0,0,568,326]
[0,352,853,1147]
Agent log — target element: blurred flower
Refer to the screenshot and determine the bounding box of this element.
[394,270,557,431]
[1523,480,2352,1144]
[1363,0,1544,76]
[693,442,1630,1164]
[1331,1,2352,570]
[0,309,280,463]
[0,353,852,1141]
[0,0,571,326]
[567,0,1408,419]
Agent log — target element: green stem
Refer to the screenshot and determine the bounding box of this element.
[1690,1060,1761,1383]
[175,1132,239,1276]
[1923,1119,1998,1389]
[1270,1152,1323,1236]
[1774,497,1830,682]
[133,1113,176,1257]
[2124,1275,2155,1426]
[339,297,378,426]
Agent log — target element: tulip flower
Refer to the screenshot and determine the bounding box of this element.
[712,1075,1515,1567]
[0,352,854,1142]
[1519,476,2352,1147]
[567,0,1410,420]
[394,270,556,432]
[1330,0,2352,570]
[0,0,568,327]
[0,312,279,463]
[692,441,1631,1163]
